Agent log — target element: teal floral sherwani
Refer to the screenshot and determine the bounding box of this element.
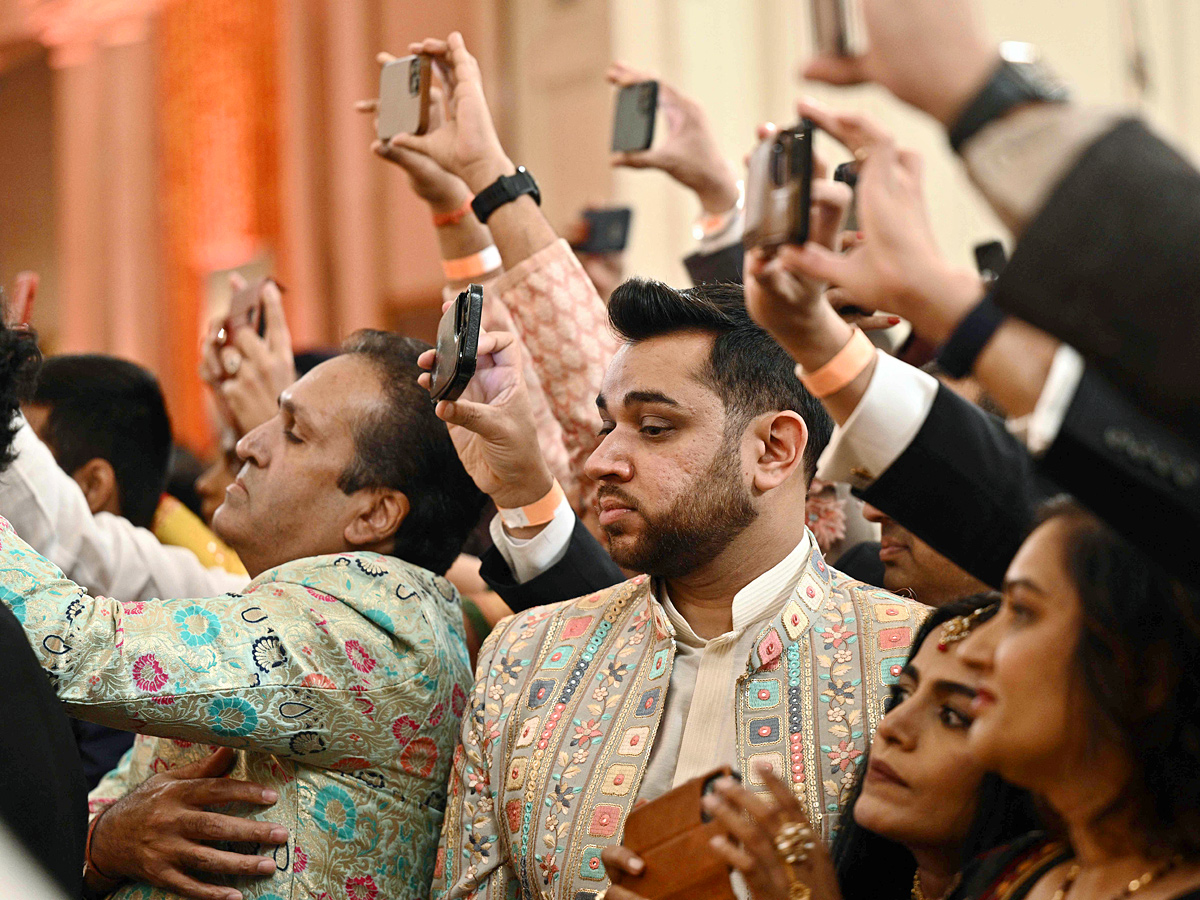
[0,516,471,900]
[433,538,927,900]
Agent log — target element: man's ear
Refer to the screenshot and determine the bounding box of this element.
[71,458,121,517]
[749,410,809,493]
[344,489,411,551]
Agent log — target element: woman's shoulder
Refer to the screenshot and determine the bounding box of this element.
[951,832,1072,900]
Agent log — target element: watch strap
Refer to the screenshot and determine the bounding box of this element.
[471,166,540,224]
[949,59,1069,153]
[936,294,1008,379]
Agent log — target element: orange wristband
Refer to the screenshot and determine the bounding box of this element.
[85,807,120,882]
[432,195,475,227]
[442,246,501,281]
[497,479,566,529]
[797,328,876,398]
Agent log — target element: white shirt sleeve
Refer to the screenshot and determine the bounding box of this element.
[1007,344,1085,457]
[0,416,247,601]
[815,351,940,490]
[487,496,576,584]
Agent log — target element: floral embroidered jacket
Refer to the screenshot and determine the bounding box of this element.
[432,540,928,900]
[0,517,472,900]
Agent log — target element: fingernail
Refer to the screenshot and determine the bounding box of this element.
[856,231,865,240]
[226,892,243,900]
[257,859,277,874]
[887,316,901,325]
[630,857,644,874]
[270,827,289,842]
[702,794,719,809]
[262,789,279,803]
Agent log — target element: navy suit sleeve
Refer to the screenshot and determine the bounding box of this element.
[479,515,625,611]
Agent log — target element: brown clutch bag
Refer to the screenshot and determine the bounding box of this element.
[608,767,738,900]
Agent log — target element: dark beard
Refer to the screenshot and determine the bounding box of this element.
[601,440,757,579]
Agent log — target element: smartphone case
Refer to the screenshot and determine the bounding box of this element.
[573,207,633,254]
[429,284,483,402]
[611,81,658,152]
[218,276,271,349]
[608,767,739,900]
[743,122,814,251]
[377,55,432,141]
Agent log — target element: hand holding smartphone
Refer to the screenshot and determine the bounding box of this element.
[611,81,658,152]
[570,207,633,254]
[429,284,484,403]
[216,277,273,349]
[377,54,433,142]
[744,120,816,251]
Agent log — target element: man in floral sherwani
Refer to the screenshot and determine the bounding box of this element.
[421,274,928,900]
[0,330,486,900]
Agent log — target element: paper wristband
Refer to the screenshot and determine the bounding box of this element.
[432,195,475,228]
[797,328,876,398]
[442,246,501,282]
[497,479,566,530]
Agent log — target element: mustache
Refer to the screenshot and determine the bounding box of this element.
[595,485,639,511]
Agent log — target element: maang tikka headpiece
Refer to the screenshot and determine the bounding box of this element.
[937,602,997,652]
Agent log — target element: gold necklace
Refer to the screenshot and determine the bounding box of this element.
[1051,856,1181,900]
[911,871,961,900]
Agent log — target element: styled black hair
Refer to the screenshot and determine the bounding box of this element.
[831,594,1042,900]
[0,326,42,471]
[338,330,486,575]
[607,278,834,483]
[33,354,172,529]
[1034,498,1200,861]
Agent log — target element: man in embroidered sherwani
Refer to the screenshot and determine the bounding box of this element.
[0,331,486,900]
[424,277,928,900]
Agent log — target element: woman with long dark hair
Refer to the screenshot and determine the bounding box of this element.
[703,594,1040,900]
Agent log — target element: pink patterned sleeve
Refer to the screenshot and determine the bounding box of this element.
[490,239,619,512]
[442,281,575,504]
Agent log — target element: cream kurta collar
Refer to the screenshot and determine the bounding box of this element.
[657,531,814,646]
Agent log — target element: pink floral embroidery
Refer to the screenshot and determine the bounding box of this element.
[428,701,446,727]
[132,653,168,692]
[302,672,337,689]
[294,846,307,873]
[451,683,467,717]
[122,601,145,616]
[827,740,862,771]
[346,875,378,900]
[392,715,419,746]
[758,629,783,666]
[345,640,376,673]
[400,737,438,778]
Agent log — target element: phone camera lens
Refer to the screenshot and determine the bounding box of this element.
[409,59,420,96]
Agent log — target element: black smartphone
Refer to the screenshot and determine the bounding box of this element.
[744,120,815,250]
[429,284,484,403]
[217,277,272,349]
[611,81,658,152]
[571,207,633,254]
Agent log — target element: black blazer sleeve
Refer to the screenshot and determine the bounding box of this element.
[857,384,1057,589]
[683,240,744,286]
[479,515,625,612]
[1039,367,1200,586]
[991,118,1200,446]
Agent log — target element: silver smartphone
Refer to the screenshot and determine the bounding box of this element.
[377,54,432,142]
[811,0,867,57]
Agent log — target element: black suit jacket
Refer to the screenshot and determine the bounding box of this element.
[0,603,88,896]
[859,376,1200,589]
[992,118,1200,447]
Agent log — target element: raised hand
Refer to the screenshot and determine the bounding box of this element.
[416,325,555,515]
[779,99,984,346]
[802,0,998,129]
[389,33,513,195]
[86,747,287,900]
[606,62,739,215]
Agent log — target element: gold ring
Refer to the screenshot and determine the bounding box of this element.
[773,821,816,866]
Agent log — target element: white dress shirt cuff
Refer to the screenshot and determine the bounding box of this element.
[487,496,575,584]
[816,351,940,491]
[1007,344,1085,457]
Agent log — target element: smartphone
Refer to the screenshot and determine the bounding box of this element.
[217,277,271,348]
[744,121,815,251]
[377,54,432,142]
[811,0,867,57]
[571,207,633,254]
[611,81,658,152]
[974,240,1008,285]
[609,767,740,900]
[429,284,484,403]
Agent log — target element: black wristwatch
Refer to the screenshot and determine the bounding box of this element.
[948,57,1069,154]
[471,166,541,224]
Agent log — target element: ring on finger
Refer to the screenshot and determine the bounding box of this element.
[222,351,242,377]
[773,821,816,866]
